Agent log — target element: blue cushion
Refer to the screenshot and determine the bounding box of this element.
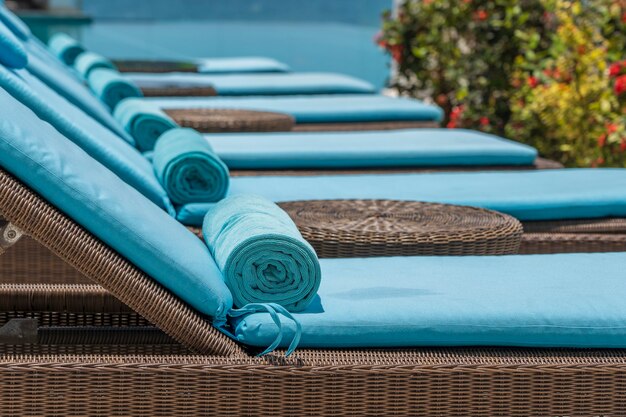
[234,253,626,349]
[0,20,26,68]
[87,68,143,110]
[0,5,30,40]
[24,39,135,143]
[48,32,85,65]
[126,72,376,96]
[207,129,538,169]
[175,169,626,225]
[148,95,444,123]
[74,51,116,79]
[195,57,290,74]
[0,65,173,212]
[0,87,232,320]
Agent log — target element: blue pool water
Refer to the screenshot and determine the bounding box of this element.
[32,0,393,89]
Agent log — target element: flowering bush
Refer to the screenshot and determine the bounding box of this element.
[378,0,626,167]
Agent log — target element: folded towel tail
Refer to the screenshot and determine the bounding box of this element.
[203,194,321,312]
[153,128,229,204]
[48,33,85,65]
[74,51,116,79]
[87,68,143,110]
[114,98,178,151]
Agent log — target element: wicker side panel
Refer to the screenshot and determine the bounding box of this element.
[0,169,243,357]
[0,349,625,416]
[521,232,626,254]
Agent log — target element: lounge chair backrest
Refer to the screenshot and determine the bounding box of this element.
[0,64,174,212]
[0,86,234,324]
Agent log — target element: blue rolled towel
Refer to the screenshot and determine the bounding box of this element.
[75,51,116,79]
[153,128,229,204]
[48,33,85,65]
[87,68,143,110]
[114,98,178,151]
[203,194,321,312]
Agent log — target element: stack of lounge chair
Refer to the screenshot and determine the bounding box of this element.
[1,4,626,415]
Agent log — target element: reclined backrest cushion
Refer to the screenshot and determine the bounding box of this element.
[0,86,233,321]
[0,4,30,40]
[0,65,173,212]
[23,39,135,143]
[0,20,27,68]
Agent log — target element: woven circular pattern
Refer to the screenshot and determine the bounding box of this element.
[164,108,296,133]
[279,200,523,257]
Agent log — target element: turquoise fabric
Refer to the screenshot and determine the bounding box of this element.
[207,129,538,169]
[0,21,26,68]
[203,195,321,312]
[127,72,376,96]
[87,68,143,110]
[153,128,229,204]
[148,95,444,123]
[74,51,116,79]
[0,4,30,40]
[234,253,626,348]
[48,33,85,65]
[48,33,85,66]
[0,87,232,320]
[195,57,290,74]
[176,169,626,225]
[24,39,135,142]
[0,65,173,212]
[114,98,178,151]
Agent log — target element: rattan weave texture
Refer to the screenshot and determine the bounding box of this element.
[140,86,218,97]
[279,200,523,257]
[165,108,296,133]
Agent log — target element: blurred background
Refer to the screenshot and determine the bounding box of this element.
[6,0,393,89]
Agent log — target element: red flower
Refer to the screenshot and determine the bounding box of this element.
[609,63,622,77]
[598,134,607,147]
[473,9,488,21]
[622,12,626,23]
[446,121,457,129]
[435,94,448,106]
[607,123,619,134]
[390,44,403,63]
[527,76,539,88]
[615,75,626,95]
[479,117,489,127]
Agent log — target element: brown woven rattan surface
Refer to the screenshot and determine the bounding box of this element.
[113,59,199,73]
[141,86,218,97]
[165,108,296,132]
[3,169,626,414]
[279,200,523,257]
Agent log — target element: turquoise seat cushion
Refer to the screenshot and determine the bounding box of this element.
[234,253,626,349]
[114,98,178,151]
[207,129,538,169]
[203,195,321,312]
[0,4,29,40]
[0,87,232,320]
[24,39,135,143]
[48,32,85,65]
[175,169,626,226]
[87,68,143,110]
[148,95,444,123]
[0,65,173,212]
[126,72,376,96]
[195,57,290,74]
[153,128,229,204]
[74,51,116,79]
[0,20,26,68]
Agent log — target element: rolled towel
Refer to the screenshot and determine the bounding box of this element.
[114,98,178,151]
[87,68,143,110]
[48,33,85,65]
[75,51,116,79]
[203,194,322,312]
[153,128,229,204]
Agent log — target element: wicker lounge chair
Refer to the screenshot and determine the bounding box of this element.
[1,170,626,416]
